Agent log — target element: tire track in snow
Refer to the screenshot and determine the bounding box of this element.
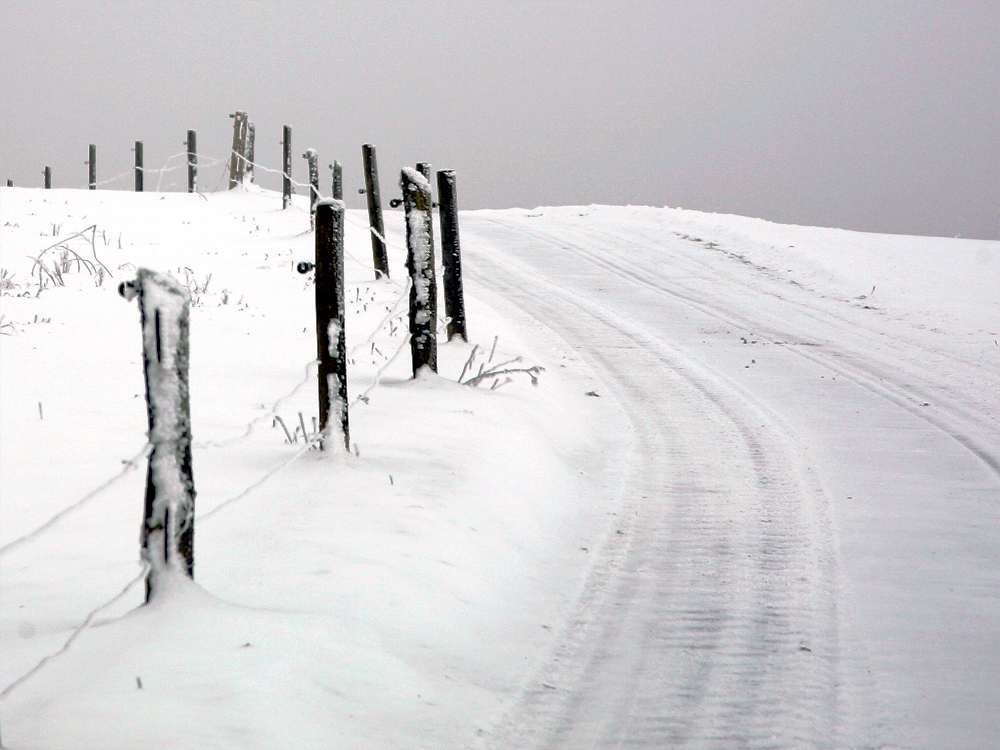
[467,238,850,749]
[480,215,1000,485]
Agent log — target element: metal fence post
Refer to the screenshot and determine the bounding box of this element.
[186,130,197,193]
[401,168,437,375]
[314,200,350,450]
[437,169,467,342]
[134,141,144,192]
[362,144,389,278]
[119,269,196,601]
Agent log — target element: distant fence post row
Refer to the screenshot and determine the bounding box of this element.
[91,106,472,602]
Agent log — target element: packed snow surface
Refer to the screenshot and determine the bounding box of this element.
[1,187,997,749]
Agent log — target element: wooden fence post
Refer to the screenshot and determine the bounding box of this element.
[282,125,293,209]
[119,269,195,601]
[361,144,389,278]
[5,180,11,187]
[416,162,431,182]
[134,141,144,192]
[186,130,197,193]
[314,200,350,450]
[330,160,343,200]
[88,144,96,190]
[246,122,256,183]
[43,166,51,189]
[401,168,437,375]
[228,111,249,189]
[303,148,320,223]
[437,169,467,342]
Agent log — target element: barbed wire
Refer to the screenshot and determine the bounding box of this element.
[0,560,150,700]
[0,443,152,559]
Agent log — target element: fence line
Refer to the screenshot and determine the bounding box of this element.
[0,443,152,559]
[0,561,150,700]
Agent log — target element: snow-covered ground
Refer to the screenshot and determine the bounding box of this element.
[1,186,997,749]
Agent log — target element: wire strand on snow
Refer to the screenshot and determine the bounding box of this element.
[0,560,150,700]
[192,359,320,450]
[0,444,152,559]
[346,278,411,359]
[352,333,412,407]
[197,438,319,521]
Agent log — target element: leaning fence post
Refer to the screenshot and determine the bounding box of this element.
[228,110,249,189]
[330,160,343,200]
[246,122,256,183]
[401,168,437,375]
[43,166,51,189]
[134,141,144,192]
[361,144,389,278]
[87,144,96,190]
[437,170,467,342]
[313,200,350,450]
[119,269,196,601]
[303,148,320,224]
[186,130,197,193]
[282,125,293,209]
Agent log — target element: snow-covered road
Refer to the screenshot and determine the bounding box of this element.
[462,209,1000,749]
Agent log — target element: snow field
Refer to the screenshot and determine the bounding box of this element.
[0,186,620,748]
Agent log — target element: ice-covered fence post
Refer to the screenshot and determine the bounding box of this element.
[303,148,320,225]
[401,168,437,375]
[282,125,293,209]
[437,170,467,342]
[134,141,144,192]
[330,160,343,200]
[314,200,350,451]
[361,144,389,278]
[87,144,96,190]
[246,122,256,183]
[43,166,51,189]
[119,269,196,601]
[415,161,431,182]
[228,110,249,189]
[186,130,197,193]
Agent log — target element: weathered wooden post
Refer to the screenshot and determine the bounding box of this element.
[437,170,467,342]
[246,122,256,183]
[43,166,51,189]
[401,168,437,374]
[5,180,11,187]
[303,148,320,224]
[314,200,350,450]
[134,141,144,192]
[228,110,249,189]
[416,162,432,182]
[87,144,96,190]
[361,144,389,278]
[186,130,197,193]
[119,269,195,601]
[329,160,343,200]
[282,125,293,209]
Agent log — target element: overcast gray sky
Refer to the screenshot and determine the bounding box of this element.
[2,1,997,239]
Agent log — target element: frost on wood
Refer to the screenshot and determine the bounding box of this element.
[127,268,195,592]
[401,168,437,374]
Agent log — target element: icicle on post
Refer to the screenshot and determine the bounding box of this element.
[314,200,350,450]
[437,169,467,342]
[119,270,196,601]
[401,168,438,375]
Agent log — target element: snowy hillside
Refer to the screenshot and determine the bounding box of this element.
[1,186,998,749]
